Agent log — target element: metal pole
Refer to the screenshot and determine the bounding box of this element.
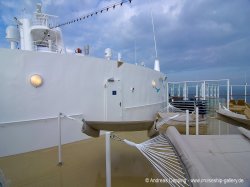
[202,81,206,100]
[218,120,221,135]
[227,80,230,109]
[206,84,209,98]
[245,83,247,103]
[150,8,158,59]
[166,80,169,108]
[173,84,175,97]
[213,85,217,98]
[58,113,63,166]
[195,84,198,100]
[217,85,220,98]
[230,85,233,100]
[186,110,189,135]
[183,82,187,100]
[210,85,213,97]
[178,84,180,97]
[196,107,199,135]
[106,132,111,187]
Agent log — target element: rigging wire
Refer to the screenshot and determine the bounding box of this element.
[51,0,132,29]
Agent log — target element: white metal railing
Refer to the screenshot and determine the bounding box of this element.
[0,114,82,127]
[168,80,250,110]
[124,101,166,110]
[33,40,58,52]
[230,84,249,103]
[32,12,58,28]
[169,83,249,102]
[32,18,48,27]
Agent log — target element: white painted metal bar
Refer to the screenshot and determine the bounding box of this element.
[230,84,249,87]
[205,83,209,98]
[195,84,198,100]
[166,80,169,108]
[58,113,62,166]
[195,107,199,135]
[245,83,247,103]
[57,113,84,166]
[213,85,216,98]
[227,80,230,109]
[0,113,83,126]
[218,120,221,135]
[217,85,220,98]
[178,84,180,97]
[106,132,111,187]
[210,85,212,97]
[124,101,165,110]
[230,85,233,100]
[186,110,189,135]
[183,82,187,100]
[202,81,206,100]
[168,78,229,84]
[172,84,175,96]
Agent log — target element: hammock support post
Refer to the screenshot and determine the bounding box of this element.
[186,110,189,135]
[57,113,85,166]
[106,132,111,187]
[195,107,199,135]
[58,113,63,166]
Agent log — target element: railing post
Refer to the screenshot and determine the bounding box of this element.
[178,84,181,97]
[166,82,169,108]
[183,82,187,100]
[214,85,217,98]
[186,110,189,135]
[227,80,230,109]
[217,85,220,98]
[230,85,233,100]
[196,107,199,135]
[245,83,247,103]
[58,113,63,166]
[106,132,111,187]
[195,84,198,100]
[202,81,206,100]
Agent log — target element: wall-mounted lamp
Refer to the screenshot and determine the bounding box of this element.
[30,74,43,88]
[152,80,156,88]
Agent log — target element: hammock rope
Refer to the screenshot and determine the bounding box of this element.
[111,133,192,187]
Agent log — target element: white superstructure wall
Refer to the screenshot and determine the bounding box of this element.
[20,19,33,50]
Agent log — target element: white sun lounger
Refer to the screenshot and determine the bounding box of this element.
[166,126,250,187]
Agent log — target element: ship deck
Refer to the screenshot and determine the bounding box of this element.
[0,117,246,187]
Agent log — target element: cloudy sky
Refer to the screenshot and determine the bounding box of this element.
[0,0,249,84]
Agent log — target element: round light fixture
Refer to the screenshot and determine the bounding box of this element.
[152,80,156,88]
[30,74,43,88]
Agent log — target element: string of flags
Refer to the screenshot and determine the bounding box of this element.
[51,0,132,28]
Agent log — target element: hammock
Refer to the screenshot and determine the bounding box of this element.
[160,104,185,113]
[111,133,192,187]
